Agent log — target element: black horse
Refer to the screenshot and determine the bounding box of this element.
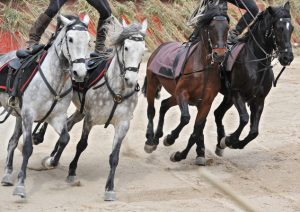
[214,1,294,156]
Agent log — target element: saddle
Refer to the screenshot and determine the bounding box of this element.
[224,42,246,71]
[148,42,200,79]
[0,47,47,107]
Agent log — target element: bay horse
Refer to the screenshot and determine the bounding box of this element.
[29,19,148,201]
[0,15,90,198]
[143,1,229,165]
[214,2,294,155]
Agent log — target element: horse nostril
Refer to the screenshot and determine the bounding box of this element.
[73,71,78,77]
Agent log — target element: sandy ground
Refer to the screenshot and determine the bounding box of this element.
[0,56,299,212]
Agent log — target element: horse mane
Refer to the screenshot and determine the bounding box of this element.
[100,18,145,58]
[195,0,229,28]
[239,5,291,42]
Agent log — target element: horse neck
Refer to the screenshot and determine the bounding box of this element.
[247,20,274,63]
[106,55,128,92]
[39,31,70,90]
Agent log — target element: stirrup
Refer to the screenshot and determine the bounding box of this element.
[7,96,19,108]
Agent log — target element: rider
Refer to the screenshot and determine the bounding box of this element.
[27,0,112,54]
[189,0,259,44]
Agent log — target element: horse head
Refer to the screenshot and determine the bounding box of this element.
[57,15,90,82]
[197,0,229,63]
[265,1,294,66]
[109,19,147,88]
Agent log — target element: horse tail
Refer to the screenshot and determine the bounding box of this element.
[142,76,147,97]
[141,76,161,99]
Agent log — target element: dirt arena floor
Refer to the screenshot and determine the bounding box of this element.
[0,56,299,211]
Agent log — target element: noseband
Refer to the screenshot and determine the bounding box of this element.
[116,35,145,78]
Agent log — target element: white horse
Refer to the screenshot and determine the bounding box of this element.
[0,15,90,198]
[40,19,147,201]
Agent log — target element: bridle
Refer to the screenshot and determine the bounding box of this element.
[103,33,145,128]
[207,15,228,50]
[55,23,88,71]
[115,35,145,78]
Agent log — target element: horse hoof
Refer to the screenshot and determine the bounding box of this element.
[220,137,227,149]
[41,156,55,169]
[1,174,14,186]
[144,144,157,154]
[104,190,117,201]
[170,152,181,162]
[66,175,76,184]
[163,135,174,146]
[13,185,26,198]
[195,157,206,166]
[215,145,225,157]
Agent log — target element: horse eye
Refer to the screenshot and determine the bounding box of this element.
[69,38,73,43]
[125,47,129,51]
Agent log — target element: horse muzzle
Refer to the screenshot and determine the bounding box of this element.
[212,48,226,63]
[278,52,294,66]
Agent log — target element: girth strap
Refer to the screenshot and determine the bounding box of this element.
[104,73,140,128]
[33,66,72,134]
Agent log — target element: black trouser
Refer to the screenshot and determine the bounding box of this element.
[227,0,259,33]
[45,0,111,20]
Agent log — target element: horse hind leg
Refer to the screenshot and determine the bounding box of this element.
[105,120,130,201]
[153,96,177,145]
[214,96,233,156]
[144,72,160,153]
[163,91,190,146]
[67,116,92,184]
[1,117,22,186]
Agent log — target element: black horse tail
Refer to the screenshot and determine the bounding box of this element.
[142,76,161,99]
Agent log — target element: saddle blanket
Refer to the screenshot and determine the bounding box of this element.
[73,58,111,93]
[0,51,47,94]
[225,42,245,71]
[148,42,198,79]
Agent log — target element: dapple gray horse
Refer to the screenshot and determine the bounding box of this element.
[0,15,90,198]
[40,19,147,201]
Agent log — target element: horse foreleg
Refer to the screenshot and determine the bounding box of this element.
[67,116,92,183]
[105,120,129,201]
[233,100,264,149]
[214,96,233,156]
[49,110,85,157]
[163,91,190,146]
[221,91,249,149]
[153,96,177,144]
[1,117,22,186]
[13,113,34,198]
[42,115,70,168]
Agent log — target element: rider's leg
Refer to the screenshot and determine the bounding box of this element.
[86,0,112,53]
[227,0,259,43]
[28,0,67,48]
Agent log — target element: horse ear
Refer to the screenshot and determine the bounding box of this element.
[140,19,148,35]
[82,14,90,26]
[122,19,128,28]
[58,15,73,26]
[267,6,275,16]
[283,1,290,11]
